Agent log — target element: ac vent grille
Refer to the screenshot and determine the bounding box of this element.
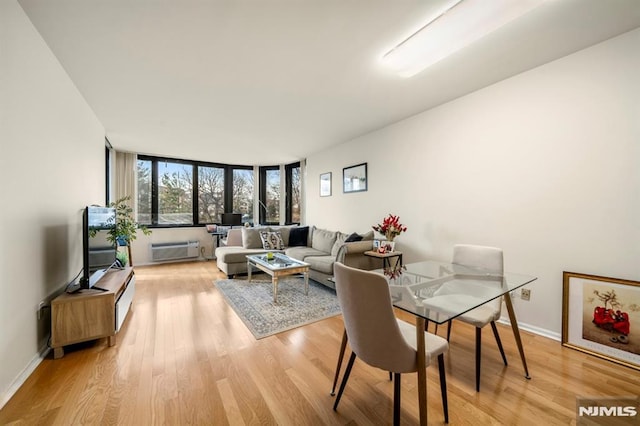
[151,241,200,262]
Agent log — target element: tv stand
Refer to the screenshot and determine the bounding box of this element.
[51,267,135,359]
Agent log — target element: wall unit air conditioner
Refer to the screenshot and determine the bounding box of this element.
[150,241,200,262]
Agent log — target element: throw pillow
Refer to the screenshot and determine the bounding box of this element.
[311,227,337,253]
[242,227,269,249]
[288,226,309,247]
[344,232,363,242]
[272,225,295,247]
[260,231,284,250]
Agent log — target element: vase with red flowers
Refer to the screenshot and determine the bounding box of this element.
[372,213,407,242]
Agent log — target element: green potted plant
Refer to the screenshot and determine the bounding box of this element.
[95,196,151,266]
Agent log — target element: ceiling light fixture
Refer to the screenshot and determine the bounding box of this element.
[381,0,546,78]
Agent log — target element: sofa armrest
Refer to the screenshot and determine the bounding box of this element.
[336,240,376,270]
[225,229,243,247]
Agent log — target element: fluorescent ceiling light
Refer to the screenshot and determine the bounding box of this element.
[381,0,546,78]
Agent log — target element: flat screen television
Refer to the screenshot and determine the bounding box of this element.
[221,213,242,226]
[81,206,117,290]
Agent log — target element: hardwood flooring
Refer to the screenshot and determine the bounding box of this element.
[1,261,639,425]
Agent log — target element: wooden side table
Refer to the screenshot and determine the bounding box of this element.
[364,250,403,269]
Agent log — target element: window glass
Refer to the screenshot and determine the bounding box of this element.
[137,159,152,225]
[265,168,280,224]
[198,166,225,223]
[233,168,254,225]
[290,165,301,223]
[158,161,193,225]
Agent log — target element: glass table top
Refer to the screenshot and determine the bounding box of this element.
[247,253,309,270]
[377,260,537,324]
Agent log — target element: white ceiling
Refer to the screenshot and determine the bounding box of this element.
[18,0,640,165]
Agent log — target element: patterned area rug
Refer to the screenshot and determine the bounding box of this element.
[215,275,341,339]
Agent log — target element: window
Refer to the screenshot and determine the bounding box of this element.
[286,162,301,224]
[137,155,301,227]
[232,168,254,225]
[158,161,194,225]
[137,159,152,225]
[198,165,225,224]
[260,166,280,224]
[105,140,111,205]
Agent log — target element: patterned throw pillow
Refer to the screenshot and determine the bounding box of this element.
[259,231,284,250]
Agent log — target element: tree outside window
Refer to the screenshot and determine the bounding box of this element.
[158,162,193,225]
[288,164,301,224]
[233,168,254,224]
[136,156,302,227]
[264,168,280,224]
[137,159,152,225]
[198,166,225,223]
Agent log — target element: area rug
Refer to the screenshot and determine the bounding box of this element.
[214,275,341,339]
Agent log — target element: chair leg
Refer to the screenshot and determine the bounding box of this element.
[333,352,356,411]
[393,373,401,426]
[446,320,452,342]
[475,327,481,392]
[437,353,449,424]
[330,329,348,396]
[490,321,508,366]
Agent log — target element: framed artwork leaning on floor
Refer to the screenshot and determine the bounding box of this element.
[562,271,640,370]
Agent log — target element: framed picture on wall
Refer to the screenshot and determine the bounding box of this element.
[320,172,331,197]
[562,271,640,370]
[343,163,367,193]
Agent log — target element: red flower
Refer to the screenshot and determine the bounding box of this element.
[372,214,407,241]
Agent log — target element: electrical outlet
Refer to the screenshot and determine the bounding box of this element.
[521,289,531,301]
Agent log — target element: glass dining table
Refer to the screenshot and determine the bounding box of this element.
[330,260,537,425]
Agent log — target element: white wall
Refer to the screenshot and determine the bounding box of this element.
[130,227,216,265]
[306,28,640,337]
[0,1,105,408]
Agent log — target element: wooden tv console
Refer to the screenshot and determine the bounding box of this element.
[51,267,135,359]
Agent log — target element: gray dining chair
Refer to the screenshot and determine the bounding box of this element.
[332,262,449,424]
[445,244,507,392]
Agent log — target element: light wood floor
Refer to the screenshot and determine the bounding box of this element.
[2,261,639,425]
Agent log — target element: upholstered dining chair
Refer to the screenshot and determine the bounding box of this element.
[445,244,507,392]
[332,262,449,424]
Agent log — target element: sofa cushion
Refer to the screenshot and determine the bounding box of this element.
[272,225,295,247]
[260,230,284,250]
[216,247,277,264]
[242,227,269,249]
[303,255,335,275]
[331,231,348,256]
[284,246,327,261]
[311,227,337,253]
[288,226,309,247]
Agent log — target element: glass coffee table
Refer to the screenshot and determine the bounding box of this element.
[246,253,310,303]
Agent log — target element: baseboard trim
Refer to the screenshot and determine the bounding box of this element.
[0,344,51,410]
[497,317,561,342]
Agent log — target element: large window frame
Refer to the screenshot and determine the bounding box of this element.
[138,155,253,228]
[259,165,280,225]
[285,162,301,224]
